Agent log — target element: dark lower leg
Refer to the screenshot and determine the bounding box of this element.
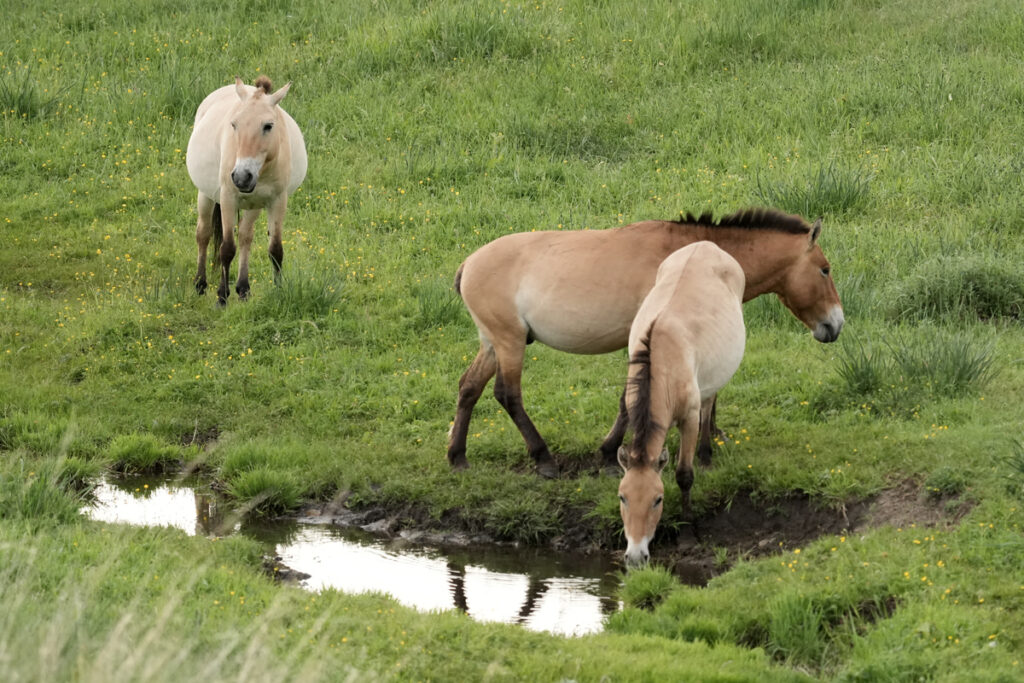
[447,351,496,469]
[598,388,629,468]
[217,239,236,305]
[270,239,283,285]
[494,372,558,478]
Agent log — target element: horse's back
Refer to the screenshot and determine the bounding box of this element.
[632,242,746,398]
[458,225,678,354]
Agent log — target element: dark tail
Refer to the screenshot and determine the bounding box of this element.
[212,203,223,268]
[453,262,465,298]
[626,320,660,461]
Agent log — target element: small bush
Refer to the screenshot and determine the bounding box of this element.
[887,254,1024,321]
[756,162,871,218]
[618,565,678,610]
[108,433,181,473]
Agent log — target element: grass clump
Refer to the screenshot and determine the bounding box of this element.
[107,433,181,473]
[923,465,968,500]
[225,468,302,516]
[755,162,871,219]
[482,491,559,544]
[813,328,998,418]
[618,565,678,610]
[887,254,1024,322]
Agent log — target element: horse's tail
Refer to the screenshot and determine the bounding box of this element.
[212,203,223,268]
[625,319,660,462]
[453,262,466,298]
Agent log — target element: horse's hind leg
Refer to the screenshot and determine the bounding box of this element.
[217,197,239,305]
[697,395,716,467]
[194,194,216,294]
[234,208,261,300]
[492,345,559,479]
[447,344,498,470]
[675,401,701,515]
[597,387,628,471]
[267,195,286,285]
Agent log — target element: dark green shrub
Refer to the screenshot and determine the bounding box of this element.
[887,254,1024,321]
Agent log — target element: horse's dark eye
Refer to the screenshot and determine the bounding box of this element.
[230,121,237,130]
[263,122,274,133]
[821,267,831,277]
[653,496,663,508]
[618,495,627,505]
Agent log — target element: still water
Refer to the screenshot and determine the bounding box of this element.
[86,476,621,636]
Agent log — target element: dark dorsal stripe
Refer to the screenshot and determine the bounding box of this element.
[673,207,812,235]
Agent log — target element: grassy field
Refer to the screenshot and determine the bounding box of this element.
[3,0,1024,679]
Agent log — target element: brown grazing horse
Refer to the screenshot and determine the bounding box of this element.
[186,76,308,305]
[449,209,844,478]
[617,242,746,567]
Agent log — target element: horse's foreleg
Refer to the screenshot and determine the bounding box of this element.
[447,345,498,470]
[234,208,261,301]
[492,348,559,479]
[675,400,701,515]
[217,198,238,306]
[597,387,629,471]
[194,194,216,295]
[267,195,286,285]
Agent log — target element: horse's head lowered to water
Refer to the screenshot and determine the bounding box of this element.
[227,76,292,194]
[617,446,668,567]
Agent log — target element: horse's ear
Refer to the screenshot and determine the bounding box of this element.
[234,76,248,100]
[809,218,822,247]
[617,446,630,472]
[269,82,292,107]
[656,448,669,472]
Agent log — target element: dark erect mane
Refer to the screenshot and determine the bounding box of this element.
[254,75,273,94]
[673,207,812,235]
[626,322,662,465]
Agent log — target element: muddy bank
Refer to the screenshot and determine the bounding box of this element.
[298,478,973,585]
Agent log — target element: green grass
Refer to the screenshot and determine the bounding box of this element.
[3,0,1024,679]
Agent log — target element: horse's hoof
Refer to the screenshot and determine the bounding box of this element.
[195,279,207,295]
[536,459,559,479]
[448,454,470,471]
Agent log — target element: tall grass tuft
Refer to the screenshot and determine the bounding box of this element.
[756,162,871,219]
[248,267,344,322]
[886,254,1024,321]
[412,280,466,331]
[815,328,998,418]
[225,467,302,516]
[0,68,66,120]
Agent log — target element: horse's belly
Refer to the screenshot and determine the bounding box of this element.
[696,327,745,399]
[528,318,631,354]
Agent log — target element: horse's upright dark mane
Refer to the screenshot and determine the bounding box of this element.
[673,207,812,235]
[626,322,662,466]
[254,76,273,94]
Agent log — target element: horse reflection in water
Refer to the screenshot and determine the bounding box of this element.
[444,561,618,627]
[193,490,228,536]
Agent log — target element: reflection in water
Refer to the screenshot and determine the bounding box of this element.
[85,478,620,636]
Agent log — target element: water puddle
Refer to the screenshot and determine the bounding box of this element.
[85,476,620,636]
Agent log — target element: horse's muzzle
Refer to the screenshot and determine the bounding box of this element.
[231,169,257,193]
[813,306,845,343]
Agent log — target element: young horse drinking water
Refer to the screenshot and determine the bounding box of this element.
[617,242,746,567]
[186,76,307,305]
[449,209,843,477]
